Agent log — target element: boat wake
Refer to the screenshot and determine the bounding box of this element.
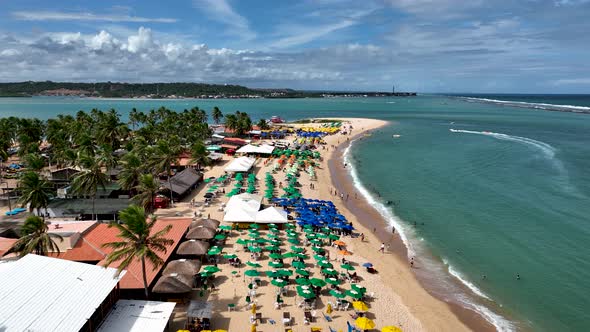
[458,97,590,114]
[449,129,556,159]
[343,135,515,332]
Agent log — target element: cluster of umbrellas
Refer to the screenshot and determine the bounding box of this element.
[264,172,275,200]
[281,174,302,199]
[226,172,257,197]
[272,148,321,159]
[274,198,353,231]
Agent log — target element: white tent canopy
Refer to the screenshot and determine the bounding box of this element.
[224,156,256,172]
[255,206,289,224]
[97,300,176,332]
[223,206,258,222]
[236,144,275,154]
[223,193,262,223]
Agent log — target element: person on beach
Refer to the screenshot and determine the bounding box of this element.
[410,257,414,268]
[340,193,344,200]
[379,243,385,253]
[360,233,365,242]
[346,194,349,201]
[392,226,395,234]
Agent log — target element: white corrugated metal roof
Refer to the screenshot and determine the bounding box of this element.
[0,254,125,332]
[97,300,176,332]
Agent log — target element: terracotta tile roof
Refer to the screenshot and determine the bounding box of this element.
[0,237,17,256]
[51,217,191,290]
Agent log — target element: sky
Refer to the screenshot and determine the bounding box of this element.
[0,0,589,93]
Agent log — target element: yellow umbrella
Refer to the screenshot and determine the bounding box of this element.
[352,301,369,312]
[213,330,228,332]
[251,324,257,332]
[251,303,256,314]
[326,303,333,314]
[355,317,376,330]
[381,326,403,332]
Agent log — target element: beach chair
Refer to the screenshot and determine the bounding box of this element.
[310,327,323,332]
[283,312,292,326]
[323,313,332,322]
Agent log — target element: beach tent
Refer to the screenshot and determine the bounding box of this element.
[223,206,258,222]
[225,193,262,212]
[224,156,256,172]
[255,206,289,224]
[236,144,275,154]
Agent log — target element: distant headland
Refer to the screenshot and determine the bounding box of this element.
[0,81,416,99]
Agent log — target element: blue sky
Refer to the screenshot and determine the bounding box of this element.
[0,0,589,93]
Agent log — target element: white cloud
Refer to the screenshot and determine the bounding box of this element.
[12,11,177,23]
[125,27,154,53]
[192,0,256,40]
[270,20,356,48]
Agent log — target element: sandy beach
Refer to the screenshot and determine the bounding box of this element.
[156,117,484,332]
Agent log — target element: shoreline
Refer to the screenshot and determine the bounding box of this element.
[320,118,497,331]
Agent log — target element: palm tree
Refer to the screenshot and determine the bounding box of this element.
[212,107,223,125]
[18,171,53,217]
[257,118,270,130]
[71,154,110,220]
[190,141,211,171]
[118,152,143,194]
[133,174,160,213]
[24,153,46,172]
[3,215,63,257]
[102,205,173,298]
[147,138,182,205]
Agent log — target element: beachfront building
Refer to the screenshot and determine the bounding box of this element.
[96,300,176,332]
[0,254,124,332]
[160,167,203,201]
[44,198,131,220]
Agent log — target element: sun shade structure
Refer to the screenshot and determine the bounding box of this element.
[161,168,203,196]
[190,218,220,230]
[223,193,262,223]
[97,300,176,332]
[186,225,216,240]
[187,300,213,319]
[224,156,256,172]
[163,259,202,275]
[255,206,289,224]
[236,144,275,154]
[176,240,209,256]
[0,254,124,332]
[152,273,193,293]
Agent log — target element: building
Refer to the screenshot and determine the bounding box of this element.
[45,198,131,220]
[160,168,203,200]
[0,254,124,332]
[96,300,175,332]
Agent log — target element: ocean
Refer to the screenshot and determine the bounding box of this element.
[1,94,589,331]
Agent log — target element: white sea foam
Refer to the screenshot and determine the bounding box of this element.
[459,97,590,113]
[343,135,516,332]
[450,129,556,159]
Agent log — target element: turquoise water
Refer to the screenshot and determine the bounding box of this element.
[1,95,590,331]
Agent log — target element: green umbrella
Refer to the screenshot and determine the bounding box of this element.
[245,269,259,277]
[254,238,267,244]
[296,277,311,286]
[310,278,327,287]
[306,233,317,239]
[303,228,314,233]
[267,233,279,239]
[203,266,221,273]
[265,245,280,251]
[295,269,310,276]
[297,286,316,299]
[223,254,237,259]
[318,261,333,268]
[315,233,328,239]
[313,254,325,261]
[346,289,363,299]
[311,246,324,253]
[322,268,338,276]
[328,234,340,240]
[277,269,293,277]
[249,247,262,253]
[282,252,296,258]
[292,261,306,269]
[290,246,304,253]
[287,238,300,245]
[199,271,214,278]
[204,178,213,183]
[270,239,281,245]
[236,238,248,245]
[320,227,331,233]
[214,234,227,240]
[269,253,283,259]
[295,253,309,259]
[325,277,341,285]
[207,248,221,255]
[219,225,232,231]
[268,223,277,228]
[310,239,323,245]
[249,233,261,238]
[329,289,346,298]
[246,261,262,268]
[266,271,280,278]
[249,224,260,229]
[269,261,284,268]
[271,279,288,287]
[285,224,296,229]
[341,264,355,271]
[351,284,367,294]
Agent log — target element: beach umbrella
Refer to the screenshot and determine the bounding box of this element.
[346,289,363,300]
[177,240,209,256]
[295,253,309,259]
[162,259,202,276]
[329,289,346,299]
[318,261,333,268]
[203,266,221,273]
[287,238,300,245]
[246,261,262,268]
[355,317,375,330]
[311,246,324,253]
[236,238,248,245]
[249,247,262,253]
[292,261,306,269]
[245,269,259,277]
[325,277,341,285]
[313,254,325,261]
[223,254,237,259]
[381,326,403,332]
[251,303,256,314]
[351,284,367,294]
[277,269,293,277]
[207,247,221,255]
[310,278,326,287]
[296,269,310,276]
[339,250,352,256]
[265,245,280,251]
[268,223,277,228]
[328,234,340,241]
[269,253,283,259]
[267,233,279,239]
[249,223,260,229]
[266,271,280,278]
[352,301,369,312]
[315,233,328,239]
[362,262,373,268]
[333,240,346,246]
[296,286,316,299]
[152,273,193,294]
[326,303,332,314]
[341,263,355,271]
[310,239,323,245]
[290,246,305,253]
[282,252,296,259]
[214,234,227,240]
[271,279,288,287]
[269,261,284,268]
[219,225,232,231]
[296,277,311,286]
[322,268,338,276]
[251,324,256,332]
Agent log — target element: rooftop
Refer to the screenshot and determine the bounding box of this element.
[0,254,124,332]
[97,300,176,332]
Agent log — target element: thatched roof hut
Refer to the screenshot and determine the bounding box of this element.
[176,240,210,256]
[186,225,216,240]
[152,273,193,294]
[162,259,202,276]
[190,218,220,230]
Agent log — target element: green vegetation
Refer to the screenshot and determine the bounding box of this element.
[102,205,173,299]
[3,215,63,257]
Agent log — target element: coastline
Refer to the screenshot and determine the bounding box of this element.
[319,118,497,331]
